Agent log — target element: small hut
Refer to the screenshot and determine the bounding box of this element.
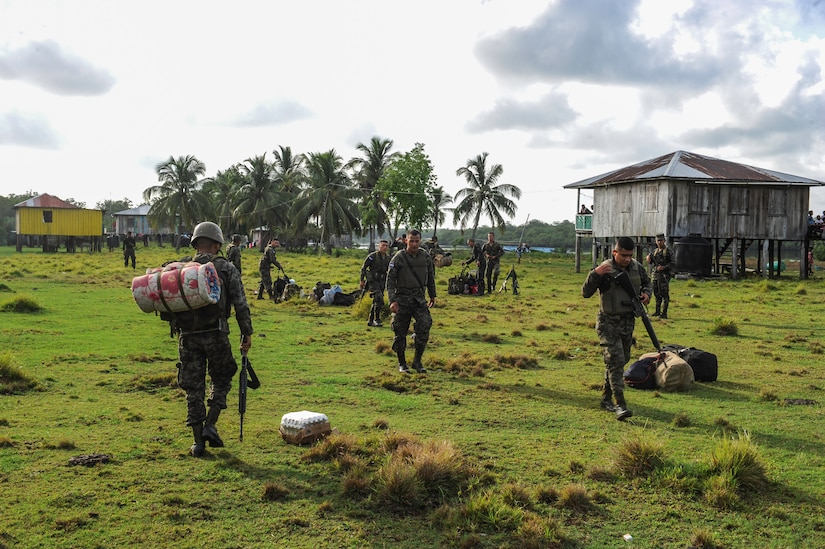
[14,194,103,252]
[565,151,825,278]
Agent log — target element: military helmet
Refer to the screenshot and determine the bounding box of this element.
[191,221,224,246]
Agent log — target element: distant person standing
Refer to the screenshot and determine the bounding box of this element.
[123,231,136,269]
[387,229,436,373]
[257,238,283,300]
[462,238,486,295]
[360,240,390,327]
[225,234,243,276]
[481,231,505,294]
[582,237,651,421]
[646,234,674,318]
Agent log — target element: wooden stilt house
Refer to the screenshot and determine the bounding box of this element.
[565,151,825,278]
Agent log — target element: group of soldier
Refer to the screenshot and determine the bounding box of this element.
[164,218,677,456]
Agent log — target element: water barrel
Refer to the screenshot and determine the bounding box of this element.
[674,234,712,276]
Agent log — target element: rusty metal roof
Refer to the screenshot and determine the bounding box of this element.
[564,150,825,188]
[13,193,80,209]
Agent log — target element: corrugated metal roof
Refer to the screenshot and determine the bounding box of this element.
[564,150,825,188]
[113,204,151,216]
[13,193,80,209]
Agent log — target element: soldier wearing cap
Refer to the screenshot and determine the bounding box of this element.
[646,233,674,318]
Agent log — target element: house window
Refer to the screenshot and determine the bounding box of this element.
[620,187,632,213]
[730,187,748,215]
[43,211,53,223]
[689,185,709,213]
[768,188,787,216]
[645,184,658,212]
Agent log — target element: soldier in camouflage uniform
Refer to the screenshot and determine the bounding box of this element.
[225,234,243,276]
[387,229,436,373]
[360,240,390,327]
[123,231,136,269]
[176,222,254,457]
[482,232,505,294]
[646,234,673,318]
[463,238,486,294]
[257,238,283,300]
[582,237,651,421]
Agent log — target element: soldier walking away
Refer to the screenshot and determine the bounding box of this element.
[646,234,673,318]
[360,239,390,327]
[123,231,136,269]
[225,234,243,276]
[481,232,505,295]
[174,222,253,456]
[582,237,651,421]
[462,238,486,295]
[387,229,436,374]
[257,238,283,300]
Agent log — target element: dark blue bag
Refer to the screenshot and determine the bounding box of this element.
[624,356,658,390]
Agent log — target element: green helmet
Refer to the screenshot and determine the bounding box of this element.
[191,221,224,246]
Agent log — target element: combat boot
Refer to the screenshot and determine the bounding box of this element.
[652,301,660,317]
[202,408,224,448]
[256,284,265,300]
[600,395,616,412]
[660,302,669,319]
[614,395,633,421]
[189,424,205,457]
[412,345,427,373]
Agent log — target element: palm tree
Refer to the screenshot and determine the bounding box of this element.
[292,149,361,254]
[143,154,212,250]
[349,136,397,251]
[428,185,452,239]
[202,165,243,236]
[453,152,521,239]
[272,145,306,195]
[233,153,285,249]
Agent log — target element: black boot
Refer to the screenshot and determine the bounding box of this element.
[202,408,224,448]
[652,300,661,317]
[660,301,669,319]
[189,424,205,457]
[412,345,426,374]
[614,395,633,421]
[256,284,264,300]
[396,349,408,373]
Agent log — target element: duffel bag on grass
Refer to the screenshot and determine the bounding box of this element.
[654,351,694,392]
[662,344,718,382]
[132,261,221,314]
[624,356,658,390]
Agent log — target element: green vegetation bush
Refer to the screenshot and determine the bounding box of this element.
[709,431,768,493]
[613,433,666,478]
[0,354,37,394]
[0,294,42,313]
[711,316,739,336]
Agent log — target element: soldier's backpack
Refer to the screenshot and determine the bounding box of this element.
[662,344,718,382]
[624,356,658,390]
[448,275,462,295]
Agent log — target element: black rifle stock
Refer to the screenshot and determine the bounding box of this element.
[613,270,661,351]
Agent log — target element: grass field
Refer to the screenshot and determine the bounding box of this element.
[0,244,823,548]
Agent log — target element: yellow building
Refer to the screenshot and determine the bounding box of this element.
[14,194,103,252]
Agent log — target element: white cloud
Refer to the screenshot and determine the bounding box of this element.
[0,0,822,225]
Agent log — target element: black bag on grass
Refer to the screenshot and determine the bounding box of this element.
[662,344,718,382]
[623,356,658,390]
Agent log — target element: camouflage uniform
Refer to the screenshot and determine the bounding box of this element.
[360,248,390,325]
[481,239,505,294]
[463,242,487,294]
[177,254,254,428]
[648,245,673,318]
[258,244,283,299]
[225,243,242,275]
[387,248,436,371]
[123,234,136,269]
[582,257,651,412]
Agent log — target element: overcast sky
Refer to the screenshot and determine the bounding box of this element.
[1,0,824,227]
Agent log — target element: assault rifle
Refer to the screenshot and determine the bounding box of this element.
[238,340,261,442]
[613,270,661,351]
[498,265,520,295]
